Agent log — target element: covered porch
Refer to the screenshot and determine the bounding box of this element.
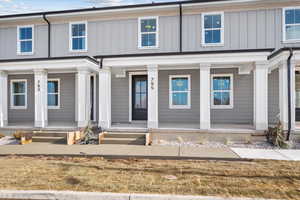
[98,50,272,133]
[0,57,99,130]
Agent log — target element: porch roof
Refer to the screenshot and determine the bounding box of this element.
[0,56,100,72]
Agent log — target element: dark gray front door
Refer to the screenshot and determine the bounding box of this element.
[132,75,147,120]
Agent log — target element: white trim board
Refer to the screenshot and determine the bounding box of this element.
[128,71,147,122]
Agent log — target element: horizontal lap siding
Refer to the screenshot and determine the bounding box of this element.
[111,72,129,123]
[211,68,253,124]
[158,69,200,123]
[268,69,279,125]
[48,73,75,123]
[8,74,34,123]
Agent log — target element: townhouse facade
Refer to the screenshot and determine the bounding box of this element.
[0,0,300,135]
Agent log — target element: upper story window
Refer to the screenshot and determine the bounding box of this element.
[11,79,27,109]
[48,79,60,109]
[202,12,224,46]
[169,75,191,109]
[17,25,34,55]
[211,74,233,109]
[70,22,87,52]
[138,17,159,48]
[283,8,300,42]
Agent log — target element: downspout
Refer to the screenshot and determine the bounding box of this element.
[287,48,294,141]
[42,14,51,57]
[179,3,182,52]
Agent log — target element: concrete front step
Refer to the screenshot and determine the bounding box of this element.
[33,132,67,137]
[32,136,66,143]
[101,138,145,145]
[105,133,146,139]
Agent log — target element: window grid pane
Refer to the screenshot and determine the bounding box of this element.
[141,33,156,47]
[13,94,25,106]
[204,14,222,44]
[212,76,232,107]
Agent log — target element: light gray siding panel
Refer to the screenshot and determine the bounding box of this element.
[111,73,129,123]
[51,16,179,57]
[48,73,75,123]
[8,74,34,123]
[158,70,200,123]
[268,69,279,125]
[211,68,253,124]
[0,25,47,59]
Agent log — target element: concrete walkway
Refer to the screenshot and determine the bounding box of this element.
[0,143,238,160]
[0,190,277,200]
[231,148,300,161]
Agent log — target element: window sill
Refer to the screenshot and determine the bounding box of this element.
[17,52,34,56]
[282,40,300,44]
[138,46,159,50]
[169,105,191,110]
[202,43,224,47]
[69,49,88,53]
[10,106,27,110]
[211,106,233,109]
[48,106,60,110]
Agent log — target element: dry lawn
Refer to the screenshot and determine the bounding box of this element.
[0,156,299,199]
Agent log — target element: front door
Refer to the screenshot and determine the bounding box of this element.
[132,75,147,120]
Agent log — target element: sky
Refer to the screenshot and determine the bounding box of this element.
[0,0,183,15]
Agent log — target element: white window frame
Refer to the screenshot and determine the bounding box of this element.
[17,25,34,55]
[169,75,191,109]
[201,12,224,47]
[211,74,233,109]
[69,21,88,52]
[10,79,27,109]
[138,16,159,49]
[47,78,60,109]
[282,7,300,43]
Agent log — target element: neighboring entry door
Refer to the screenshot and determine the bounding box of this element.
[132,75,148,120]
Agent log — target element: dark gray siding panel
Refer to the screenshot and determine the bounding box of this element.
[8,74,34,123]
[158,69,200,123]
[0,25,48,59]
[268,69,279,125]
[211,68,253,124]
[111,73,129,123]
[48,73,75,123]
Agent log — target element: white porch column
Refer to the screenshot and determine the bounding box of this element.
[75,68,91,128]
[279,60,296,131]
[34,69,48,128]
[253,62,268,130]
[147,64,158,129]
[199,63,211,130]
[98,67,111,129]
[0,71,8,127]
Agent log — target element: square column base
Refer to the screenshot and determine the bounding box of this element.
[35,120,48,128]
[0,120,8,127]
[98,120,110,130]
[148,121,158,129]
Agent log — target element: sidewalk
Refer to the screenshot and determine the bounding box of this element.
[0,143,300,161]
[0,143,238,160]
[0,190,278,200]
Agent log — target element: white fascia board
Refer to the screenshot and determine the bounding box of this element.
[0,59,99,72]
[103,52,270,67]
[182,0,260,7]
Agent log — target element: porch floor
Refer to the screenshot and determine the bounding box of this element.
[110,122,254,132]
[4,122,77,129]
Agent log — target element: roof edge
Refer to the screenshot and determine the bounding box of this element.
[268,47,300,60]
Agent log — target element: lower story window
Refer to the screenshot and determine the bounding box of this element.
[11,79,27,109]
[48,79,60,109]
[211,74,233,109]
[169,75,191,109]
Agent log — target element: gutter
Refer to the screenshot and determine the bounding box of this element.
[42,14,51,58]
[179,3,182,52]
[287,48,293,141]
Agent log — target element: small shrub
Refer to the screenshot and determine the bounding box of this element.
[77,122,100,145]
[266,121,290,149]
